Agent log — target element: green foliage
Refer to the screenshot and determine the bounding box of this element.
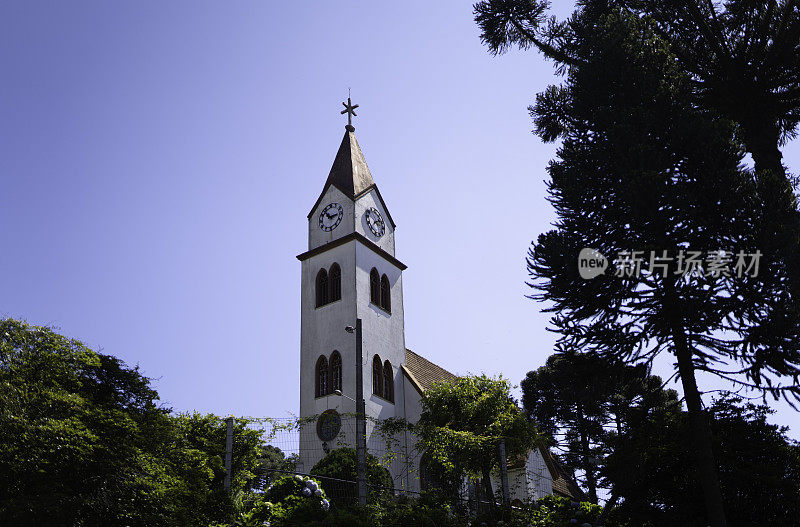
[473,495,604,527]
[521,349,679,502]
[0,318,174,525]
[603,394,800,526]
[474,4,800,525]
[215,474,330,527]
[310,447,393,505]
[416,375,538,480]
[254,445,297,489]
[291,492,469,527]
[0,318,270,527]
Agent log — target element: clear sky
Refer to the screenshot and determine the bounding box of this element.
[2,1,798,438]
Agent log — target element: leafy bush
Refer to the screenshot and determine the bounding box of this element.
[473,495,604,527]
[310,448,393,506]
[310,493,468,527]
[217,474,331,527]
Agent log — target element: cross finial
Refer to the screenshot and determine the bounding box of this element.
[341,95,359,132]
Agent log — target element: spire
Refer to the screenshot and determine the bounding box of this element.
[326,128,375,198]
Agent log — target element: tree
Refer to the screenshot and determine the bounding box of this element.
[473,6,800,526]
[476,0,800,196]
[603,394,800,526]
[171,412,268,524]
[521,348,679,504]
[0,318,268,526]
[0,318,175,525]
[414,375,538,510]
[310,448,393,506]
[253,445,296,490]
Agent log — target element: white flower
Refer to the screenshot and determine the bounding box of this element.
[302,487,312,497]
[306,480,318,491]
[321,499,330,511]
[314,489,322,497]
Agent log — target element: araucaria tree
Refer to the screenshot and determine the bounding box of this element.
[521,347,678,504]
[474,4,800,527]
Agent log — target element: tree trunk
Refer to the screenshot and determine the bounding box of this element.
[742,119,800,298]
[576,402,598,504]
[598,489,619,526]
[673,330,728,527]
[742,120,785,179]
[482,463,495,514]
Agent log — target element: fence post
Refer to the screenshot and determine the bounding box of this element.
[498,439,510,508]
[355,318,367,506]
[224,416,234,492]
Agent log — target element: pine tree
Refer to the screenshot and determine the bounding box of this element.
[522,348,678,504]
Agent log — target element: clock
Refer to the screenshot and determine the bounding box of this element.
[319,203,343,232]
[317,410,342,442]
[365,207,385,238]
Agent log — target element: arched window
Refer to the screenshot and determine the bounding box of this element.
[315,355,329,397]
[370,268,380,305]
[383,360,393,402]
[380,274,391,313]
[372,355,383,397]
[330,351,342,393]
[316,269,329,307]
[329,263,341,302]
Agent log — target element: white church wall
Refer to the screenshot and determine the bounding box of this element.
[308,184,356,251]
[298,240,357,473]
[525,447,553,500]
[487,447,554,504]
[355,242,406,391]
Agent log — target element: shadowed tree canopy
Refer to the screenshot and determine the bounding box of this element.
[521,348,679,504]
[603,394,800,526]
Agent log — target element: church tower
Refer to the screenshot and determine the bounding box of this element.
[296,100,407,474]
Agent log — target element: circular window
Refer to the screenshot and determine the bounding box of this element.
[317,410,342,442]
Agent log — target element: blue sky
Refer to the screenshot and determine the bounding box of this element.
[2,1,798,438]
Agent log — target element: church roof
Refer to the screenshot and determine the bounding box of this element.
[327,128,375,198]
[308,127,396,228]
[402,349,458,394]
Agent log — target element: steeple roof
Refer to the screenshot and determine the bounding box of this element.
[326,127,375,198]
[308,126,395,228]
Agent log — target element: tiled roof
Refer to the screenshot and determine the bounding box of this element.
[402,349,457,393]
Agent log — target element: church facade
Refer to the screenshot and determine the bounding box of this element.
[295,111,580,501]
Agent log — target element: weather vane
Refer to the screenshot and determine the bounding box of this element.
[341,91,359,131]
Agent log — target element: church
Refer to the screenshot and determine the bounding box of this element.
[295,100,581,504]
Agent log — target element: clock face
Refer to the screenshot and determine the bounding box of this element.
[365,207,385,238]
[319,203,343,232]
[317,410,342,442]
